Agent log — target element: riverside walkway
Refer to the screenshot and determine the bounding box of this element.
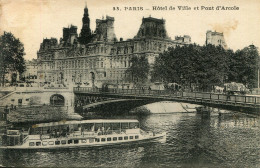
[74,87,260,114]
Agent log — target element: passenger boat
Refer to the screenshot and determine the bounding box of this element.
[0,119,166,149]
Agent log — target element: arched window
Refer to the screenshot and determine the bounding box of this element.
[50,94,65,106]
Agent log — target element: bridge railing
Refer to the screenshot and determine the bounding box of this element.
[73,87,260,105]
[182,92,260,104]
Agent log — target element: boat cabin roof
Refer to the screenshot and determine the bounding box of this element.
[33,119,139,128]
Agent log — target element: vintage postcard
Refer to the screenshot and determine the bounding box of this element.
[0,0,260,167]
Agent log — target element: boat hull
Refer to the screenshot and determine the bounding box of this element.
[0,133,166,150]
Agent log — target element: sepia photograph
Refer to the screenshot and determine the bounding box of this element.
[0,0,260,167]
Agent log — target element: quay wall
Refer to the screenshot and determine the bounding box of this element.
[0,87,75,107]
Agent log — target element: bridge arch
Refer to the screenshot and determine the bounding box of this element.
[50,94,65,106]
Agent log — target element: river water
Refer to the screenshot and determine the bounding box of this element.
[0,107,260,167]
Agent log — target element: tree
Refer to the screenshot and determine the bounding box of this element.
[197,44,229,90]
[152,44,231,91]
[126,55,149,85]
[233,45,259,88]
[152,44,201,85]
[0,32,26,86]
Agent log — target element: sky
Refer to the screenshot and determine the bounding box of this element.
[0,0,260,60]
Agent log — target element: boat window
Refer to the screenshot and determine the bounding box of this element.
[95,138,100,142]
[61,140,66,145]
[118,137,123,140]
[42,141,48,146]
[74,140,79,144]
[107,138,111,141]
[95,123,103,131]
[72,124,79,131]
[121,123,129,129]
[129,122,139,129]
[42,127,50,134]
[111,123,120,131]
[36,142,41,146]
[104,123,113,130]
[135,135,139,139]
[101,138,106,142]
[89,139,94,143]
[130,136,133,139]
[83,123,94,131]
[68,140,73,144]
[113,137,117,141]
[55,141,60,145]
[31,127,42,135]
[29,142,35,146]
[81,139,87,143]
[7,130,19,135]
[124,136,128,140]
[49,141,54,145]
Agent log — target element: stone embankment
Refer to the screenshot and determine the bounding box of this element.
[0,105,82,123]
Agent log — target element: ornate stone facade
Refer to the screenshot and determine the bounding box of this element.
[37,6,191,87]
[22,59,38,82]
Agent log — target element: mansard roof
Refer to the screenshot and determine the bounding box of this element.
[134,16,170,39]
[142,17,165,24]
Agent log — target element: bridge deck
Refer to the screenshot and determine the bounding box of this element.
[74,87,260,113]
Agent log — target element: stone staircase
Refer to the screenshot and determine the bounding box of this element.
[0,91,15,99]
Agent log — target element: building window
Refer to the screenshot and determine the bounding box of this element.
[101,62,103,68]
